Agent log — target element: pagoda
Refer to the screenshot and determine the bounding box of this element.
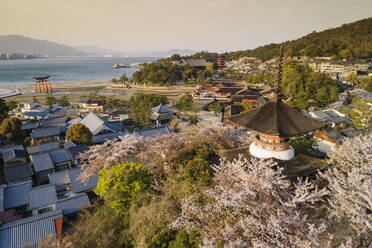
[228,48,326,160]
[217,55,225,72]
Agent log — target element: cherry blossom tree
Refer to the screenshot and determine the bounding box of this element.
[172,156,330,248]
[320,132,372,246]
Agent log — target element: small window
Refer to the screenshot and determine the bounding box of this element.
[38,206,53,215]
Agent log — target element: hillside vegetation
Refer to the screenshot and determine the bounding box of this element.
[223,17,372,61]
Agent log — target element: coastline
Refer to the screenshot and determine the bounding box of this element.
[0,80,196,103]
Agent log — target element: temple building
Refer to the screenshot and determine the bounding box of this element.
[228,49,326,160]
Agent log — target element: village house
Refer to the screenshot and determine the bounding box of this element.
[30,126,61,144]
[30,152,55,185]
[28,184,58,215]
[78,99,105,113]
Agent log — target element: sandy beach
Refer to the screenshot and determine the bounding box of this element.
[0,80,197,104]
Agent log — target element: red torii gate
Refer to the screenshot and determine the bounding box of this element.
[33,76,52,93]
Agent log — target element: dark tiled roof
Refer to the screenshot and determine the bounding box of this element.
[4,181,32,209]
[68,168,98,193]
[2,148,27,162]
[56,193,91,215]
[48,170,70,188]
[28,184,57,210]
[66,144,89,160]
[152,104,174,114]
[40,117,68,126]
[23,111,50,117]
[49,149,71,164]
[228,101,326,136]
[92,132,127,144]
[0,210,62,248]
[31,127,60,139]
[231,95,261,102]
[21,122,39,130]
[27,141,59,154]
[134,126,171,138]
[31,153,54,172]
[150,113,173,121]
[4,163,33,184]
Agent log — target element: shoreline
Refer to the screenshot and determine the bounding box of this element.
[0,81,196,103]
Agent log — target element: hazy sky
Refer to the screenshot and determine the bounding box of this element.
[1,0,371,52]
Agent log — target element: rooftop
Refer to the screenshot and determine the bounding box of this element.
[134,125,172,138]
[31,152,54,172]
[4,163,33,184]
[28,184,57,210]
[31,126,60,139]
[0,210,62,248]
[2,148,27,162]
[27,141,59,154]
[152,104,174,114]
[3,181,32,209]
[49,149,71,164]
[182,58,207,67]
[56,193,91,215]
[68,167,98,193]
[228,101,326,137]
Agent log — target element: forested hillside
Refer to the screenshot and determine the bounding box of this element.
[224,17,372,61]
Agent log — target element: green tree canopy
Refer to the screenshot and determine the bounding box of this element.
[45,96,57,106]
[343,97,372,130]
[66,123,93,145]
[0,101,9,123]
[0,117,25,143]
[120,73,128,84]
[95,162,152,214]
[176,93,195,112]
[129,93,169,128]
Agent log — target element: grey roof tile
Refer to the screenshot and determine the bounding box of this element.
[4,163,33,184]
[28,184,57,210]
[68,168,98,193]
[152,104,174,114]
[31,153,54,172]
[31,127,60,139]
[78,112,107,135]
[66,144,89,160]
[56,193,91,215]
[48,170,70,187]
[21,122,39,130]
[134,125,172,138]
[0,210,62,248]
[4,181,32,209]
[27,141,59,154]
[92,132,126,144]
[49,149,70,164]
[2,147,27,162]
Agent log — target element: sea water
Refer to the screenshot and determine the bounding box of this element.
[0,57,157,86]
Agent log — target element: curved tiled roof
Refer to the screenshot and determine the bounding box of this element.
[228,101,326,137]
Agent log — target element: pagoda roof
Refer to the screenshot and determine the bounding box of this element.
[228,101,326,137]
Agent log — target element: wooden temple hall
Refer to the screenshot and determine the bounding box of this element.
[33,76,52,93]
[228,48,326,161]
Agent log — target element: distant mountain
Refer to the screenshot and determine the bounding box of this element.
[127,49,198,57]
[75,45,118,56]
[0,35,85,57]
[223,17,372,61]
